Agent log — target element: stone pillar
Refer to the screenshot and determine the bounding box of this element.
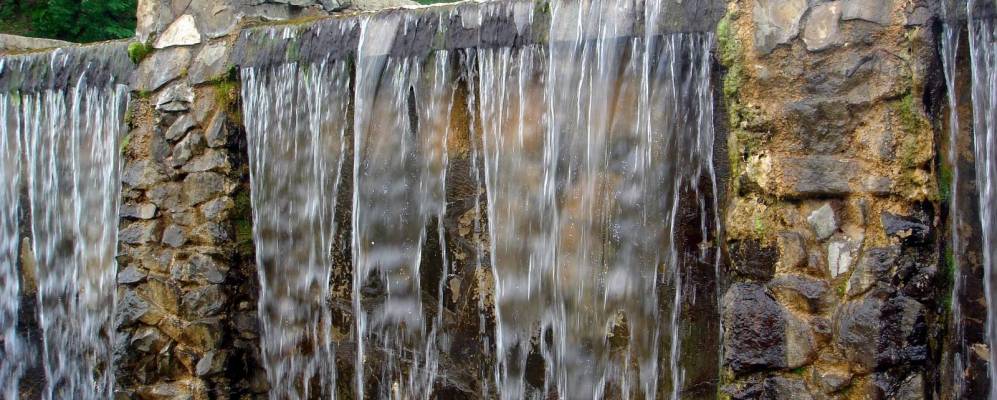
[717,0,944,398]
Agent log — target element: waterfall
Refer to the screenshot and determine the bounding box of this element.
[969,1,997,398]
[0,62,24,400]
[239,0,718,397]
[941,0,964,395]
[0,46,128,399]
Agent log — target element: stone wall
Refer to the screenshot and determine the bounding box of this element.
[717,0,948,398]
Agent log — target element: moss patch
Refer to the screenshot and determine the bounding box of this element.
[127,41,151,64]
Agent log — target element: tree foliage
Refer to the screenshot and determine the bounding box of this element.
[0,0,137,43]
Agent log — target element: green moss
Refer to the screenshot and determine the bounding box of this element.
[119,131,131,155]
[939,163,953,203]
[898,91,925,135]
[753,213,765,237]
[233,191,254,257]
[790,366,807,375]
[127,41,151,64]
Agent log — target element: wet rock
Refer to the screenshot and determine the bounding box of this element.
[171,253,227,284]
[768,274,830,313]
[895,247,937,301]
[148,182,187,212]
[135,381,192,400]
[191,0,239,38]
[191,222,230,244]
[785,313,817,368]
[121,220,162,245]
[905,7,931,26]
[729,239,778,280]
[195,350,224,376]
[165,114,196,141]
[776,231,808,273]
[784,101,853,153]
[807,203,838,241]
[181,318,223,349]
[815,368,851,394]
[156,83,195,112]
[118,266,148,284]
[123,160,167,189]
[188,41,231,84]
[123,202,158,220]
[200,197,234,221]
[780,156,858,197]
[834,295,881,372]
[882,212,931,244]
[0,33,71,54]
[181,149,230,173]
[131,326,168,354]
[846,246,898,297]
[117,289,152,327]
[162,224,188,248]
[139,278,180,315]
[182,285,225,318]
[723,283,786,373]
[172,131,206,166]
[879,294,928,367]
[841,0,893,26]
[235,311,260,339]
[132,47,191,92]
[765,376,813,400]
[893,373,924,400]
[753,0,808,55]
[803,2,842,52]
[154,14,202,49]
[183,172,226,206]
[204,112,228,148]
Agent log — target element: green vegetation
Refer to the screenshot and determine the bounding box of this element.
[0,0,137,43]
[127,41,151,64]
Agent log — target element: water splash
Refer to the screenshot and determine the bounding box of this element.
[13,53,127,400]
[242,55,351,398]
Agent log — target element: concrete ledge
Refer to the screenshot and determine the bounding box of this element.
[0,40,134,93]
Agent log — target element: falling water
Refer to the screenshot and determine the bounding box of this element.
[242,31,352,398]
[968,0,997,398]
[352,15,454,399]
[941,0,965,395]
[0,61,24,400]
[0,48,128,399]
[240,0,717,397]
[470,0,716,397]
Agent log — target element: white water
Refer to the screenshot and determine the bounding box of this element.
[0,52,127,399]
[352,14,455,399]
[968,1,997,398]
[0,61,24,400]
[242,0,717,397]
[242,26,353,398]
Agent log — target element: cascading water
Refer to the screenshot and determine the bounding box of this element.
[968,0,997,398]
[941,0,964,395]
[239,0,718,397]
[242,33,352,398]
[0,46,128,400]
[0,61,24,400]
[351,15,454,399]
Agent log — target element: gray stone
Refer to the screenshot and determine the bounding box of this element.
[132,47,191,92]
[118,266,148,284]
[122,160,167,189]
[784,313,816,368]
[122,202,158,220]
[846,246,898,297]
[162,224,188,248]
[776,231,808,273]
[171,253,227,284]
[841,0,893,25]
[195,350,220,376]
[183,172,227,206]
[192,222,230,244]
[835,296,881,372]
[780,156,858,197]
[192,0,240,38]
[204,112,228,147]
[117,289,151,327]
[765,376,813,400]
[156,83,195,112]
[752,0,808,55]
[200,197,234,221]
[120,220,161,245]
[181,149,230,173]
[135,382,192,400]
[807,203,838,241]
[784,100,854,153]
[131,326,168,353]
[816,369,852,394]
[171,131,205,166]
[905,7,931,26]
[894,373,924,400]
[165,114,196,141]
[0,34,71,54]
[189,41,231,84]
[191,87,217,124]
[862,176,893,195]
[768,274,830,313]
[154,14,202,48]
[723,283,786,373]
[827,236,861,278]
[148,182,187,212]
[182,284,225,318]
[882,212,931,244]
[803,2,841,51]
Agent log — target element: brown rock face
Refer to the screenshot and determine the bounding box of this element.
[719,0,946,397]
